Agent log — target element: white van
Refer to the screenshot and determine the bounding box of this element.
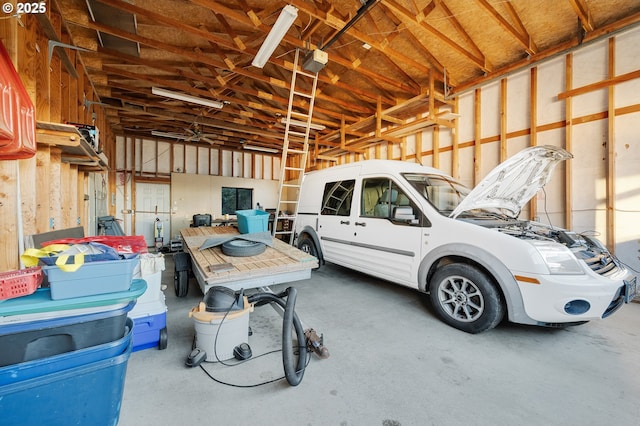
[293,146,637,333]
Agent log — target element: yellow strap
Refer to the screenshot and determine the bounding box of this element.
[20,244,84,272]
[21,245,70,267]
[54,253,84,272]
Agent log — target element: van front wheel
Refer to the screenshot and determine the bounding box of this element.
[429,264,504,334]
[297,235,320,270]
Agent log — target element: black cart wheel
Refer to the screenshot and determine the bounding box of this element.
[158,327,168,350]
[221,240,266,257]
[174,270,189,297]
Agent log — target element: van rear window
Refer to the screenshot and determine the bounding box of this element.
[321,180,355,216]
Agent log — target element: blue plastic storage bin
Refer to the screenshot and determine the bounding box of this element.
[0,279,146,317]
[0,279,146,367]
[235,209,269,234]
[0,318,132,386]
[44,256,139,300]
[0,324,133,426]
[0,301,135,367]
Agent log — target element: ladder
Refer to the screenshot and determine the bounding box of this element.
[272,49,319,244]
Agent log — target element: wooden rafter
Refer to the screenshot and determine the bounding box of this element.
[433,0,489,69]
[382,0,487,73]
[474,0,537,55]
[568,0,594,32]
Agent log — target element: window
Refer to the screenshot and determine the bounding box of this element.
[403,173,469,214]
[321,180,354,216]
[362,178,423,225]
[222,187,253,214]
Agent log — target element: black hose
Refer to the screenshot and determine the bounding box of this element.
[247,288,308,386]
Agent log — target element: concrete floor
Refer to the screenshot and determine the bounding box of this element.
[118,253,640,426]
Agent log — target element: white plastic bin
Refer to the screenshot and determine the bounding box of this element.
[133,253,165,305]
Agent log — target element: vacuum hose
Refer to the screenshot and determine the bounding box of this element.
[247,287,308,386]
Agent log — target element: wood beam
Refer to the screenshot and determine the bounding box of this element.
[557,69,640,100]
[606,38,616,252]
[500,78,507,162]
[568,0,594,32]
[381,0,486,73]
[529,67,538,221]
[474,88,482,185]
[475,0,536,55]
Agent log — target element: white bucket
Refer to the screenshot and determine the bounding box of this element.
[189,298,252,361]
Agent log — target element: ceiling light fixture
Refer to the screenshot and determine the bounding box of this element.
[251,5,298,68]
[243,145,278,153]
[280,118,326,131]
[151,87,223,109]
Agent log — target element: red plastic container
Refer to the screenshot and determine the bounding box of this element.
[0,39,36,159]
[0,267,43,301]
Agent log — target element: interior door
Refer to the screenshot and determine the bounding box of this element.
[134,183,171,247]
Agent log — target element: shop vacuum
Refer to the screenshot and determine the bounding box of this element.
[186,286,328,387]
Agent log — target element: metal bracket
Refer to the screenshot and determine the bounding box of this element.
[83,96,110,110]
[47,41,90,78]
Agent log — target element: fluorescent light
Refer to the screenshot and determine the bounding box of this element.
[280,118,326,131]
[252,5,298,68]
[151,87,223,109]
[244,145,278,153]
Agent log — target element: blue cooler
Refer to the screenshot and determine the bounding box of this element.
[129,295,168,352]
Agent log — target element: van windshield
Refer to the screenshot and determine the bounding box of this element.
[403,173,471,215]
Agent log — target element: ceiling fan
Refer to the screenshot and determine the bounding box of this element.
[151,124,220,144]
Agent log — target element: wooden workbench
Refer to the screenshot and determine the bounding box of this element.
[180,226,318,294]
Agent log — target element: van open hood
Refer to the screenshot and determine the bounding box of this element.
[450,145,573,219]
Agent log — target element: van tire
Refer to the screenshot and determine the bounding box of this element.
[297,235,320,270]
[429,263,504,334]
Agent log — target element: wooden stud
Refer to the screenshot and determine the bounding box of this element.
[452,98,460,179]
[606,38,616,252]
[35,145,51,233]
[432,123,440,169]
[500,78,507,162]
[529,68,538,220]
[564,54,573,230]
[49,148,62,230]
[474,89,482,185]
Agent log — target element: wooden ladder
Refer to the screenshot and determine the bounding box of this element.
[272,49,319,244]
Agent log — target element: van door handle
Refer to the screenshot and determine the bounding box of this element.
[355,222,366,227]
[340,220,350,225]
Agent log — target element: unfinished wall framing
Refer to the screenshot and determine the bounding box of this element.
[338,26,640,272]
[1,12,112,271]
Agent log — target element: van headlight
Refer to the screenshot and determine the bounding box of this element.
[531,241,585,275]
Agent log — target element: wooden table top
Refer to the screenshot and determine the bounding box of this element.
[180,226,318,285]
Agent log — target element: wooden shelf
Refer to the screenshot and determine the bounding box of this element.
[36,121,108,171]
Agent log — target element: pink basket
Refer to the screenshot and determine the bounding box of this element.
[0,267,43,301]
